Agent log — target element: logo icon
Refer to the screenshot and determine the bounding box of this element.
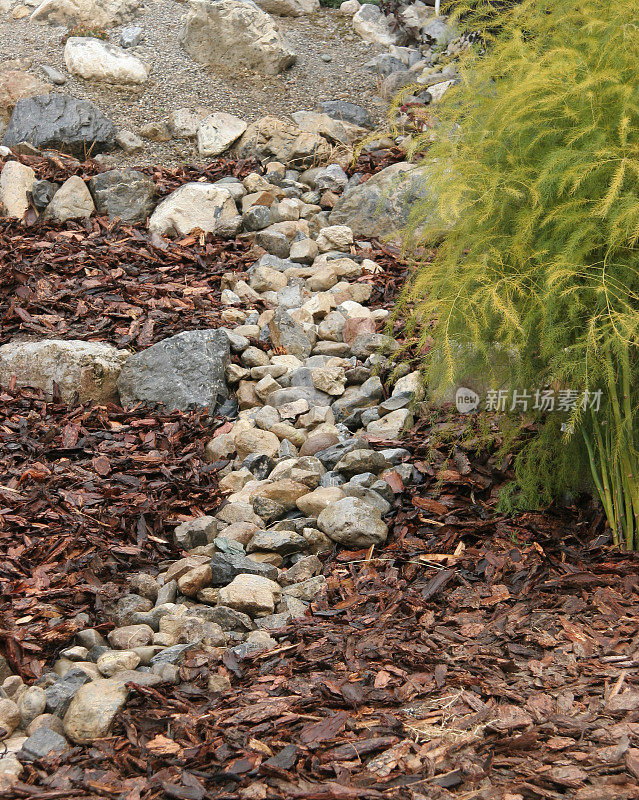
[455,386,480,413]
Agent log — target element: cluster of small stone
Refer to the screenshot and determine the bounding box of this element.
[0,151,427,787]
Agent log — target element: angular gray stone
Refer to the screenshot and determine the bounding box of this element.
[19,727,68,761]
[282,574,327,601]
[120,25,143,47]
[329,162,431,239]
[117,329,230,412]
[209,551,279,585]
[335,448,388,475]
[148,643,196,666]
[88,168,156,222]
[173,516,218,549]
[204,606,254,631]
[313,437,370,470]
[317,100,372,128]
[246,530,306,556]
[3,94,116,158]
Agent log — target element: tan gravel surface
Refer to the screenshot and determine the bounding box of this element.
[0,2,389,165]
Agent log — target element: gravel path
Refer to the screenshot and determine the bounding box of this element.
[0,2,389,165]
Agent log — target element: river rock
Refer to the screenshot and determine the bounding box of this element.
[117,329,230,412]
[296,486,344,517]
[234,428,281,460]
[107,624,154,650]
[96,650,141,677]
[63,679,129,743]
[0,698,20,738]
[17,686,47,728]
[218,574,282,616]
[181,0,296,76]
[3,94,116,158]
[0,339,128,403]
[317,496,388,547]
[149,182,240,237]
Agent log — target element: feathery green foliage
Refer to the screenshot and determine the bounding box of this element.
[397,0,639,547]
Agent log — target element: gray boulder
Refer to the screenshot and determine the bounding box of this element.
[117,329,230,412]
[329,161,431,239]
[88,168,156,222]
[317,100,372,129]
[3,94,116,158]
[18,727,68,761]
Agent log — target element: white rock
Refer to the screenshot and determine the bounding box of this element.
[168,107,210,139]
[180,0,296,76]
[64,37,148,84]
[339,0,360,15]
[0,339,129,403]
[149,183,241,237]
[31,0,142,27]
[352,3,397,46]
[338,300,372,319]
[316,224,354,253]
[393,370,423,397]
[427,79,455,103]
[44,175,94,221]
[96,650,141,677]
[366,408,413,438]
[255,0,318,15]
[116,129,143,152]
[0,160,35,220]
[0,754,22,790]
[197,112,248,157]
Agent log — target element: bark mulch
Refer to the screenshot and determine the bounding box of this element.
[0,154,638,800]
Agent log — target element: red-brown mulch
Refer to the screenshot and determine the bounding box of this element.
[0,154,638,800]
